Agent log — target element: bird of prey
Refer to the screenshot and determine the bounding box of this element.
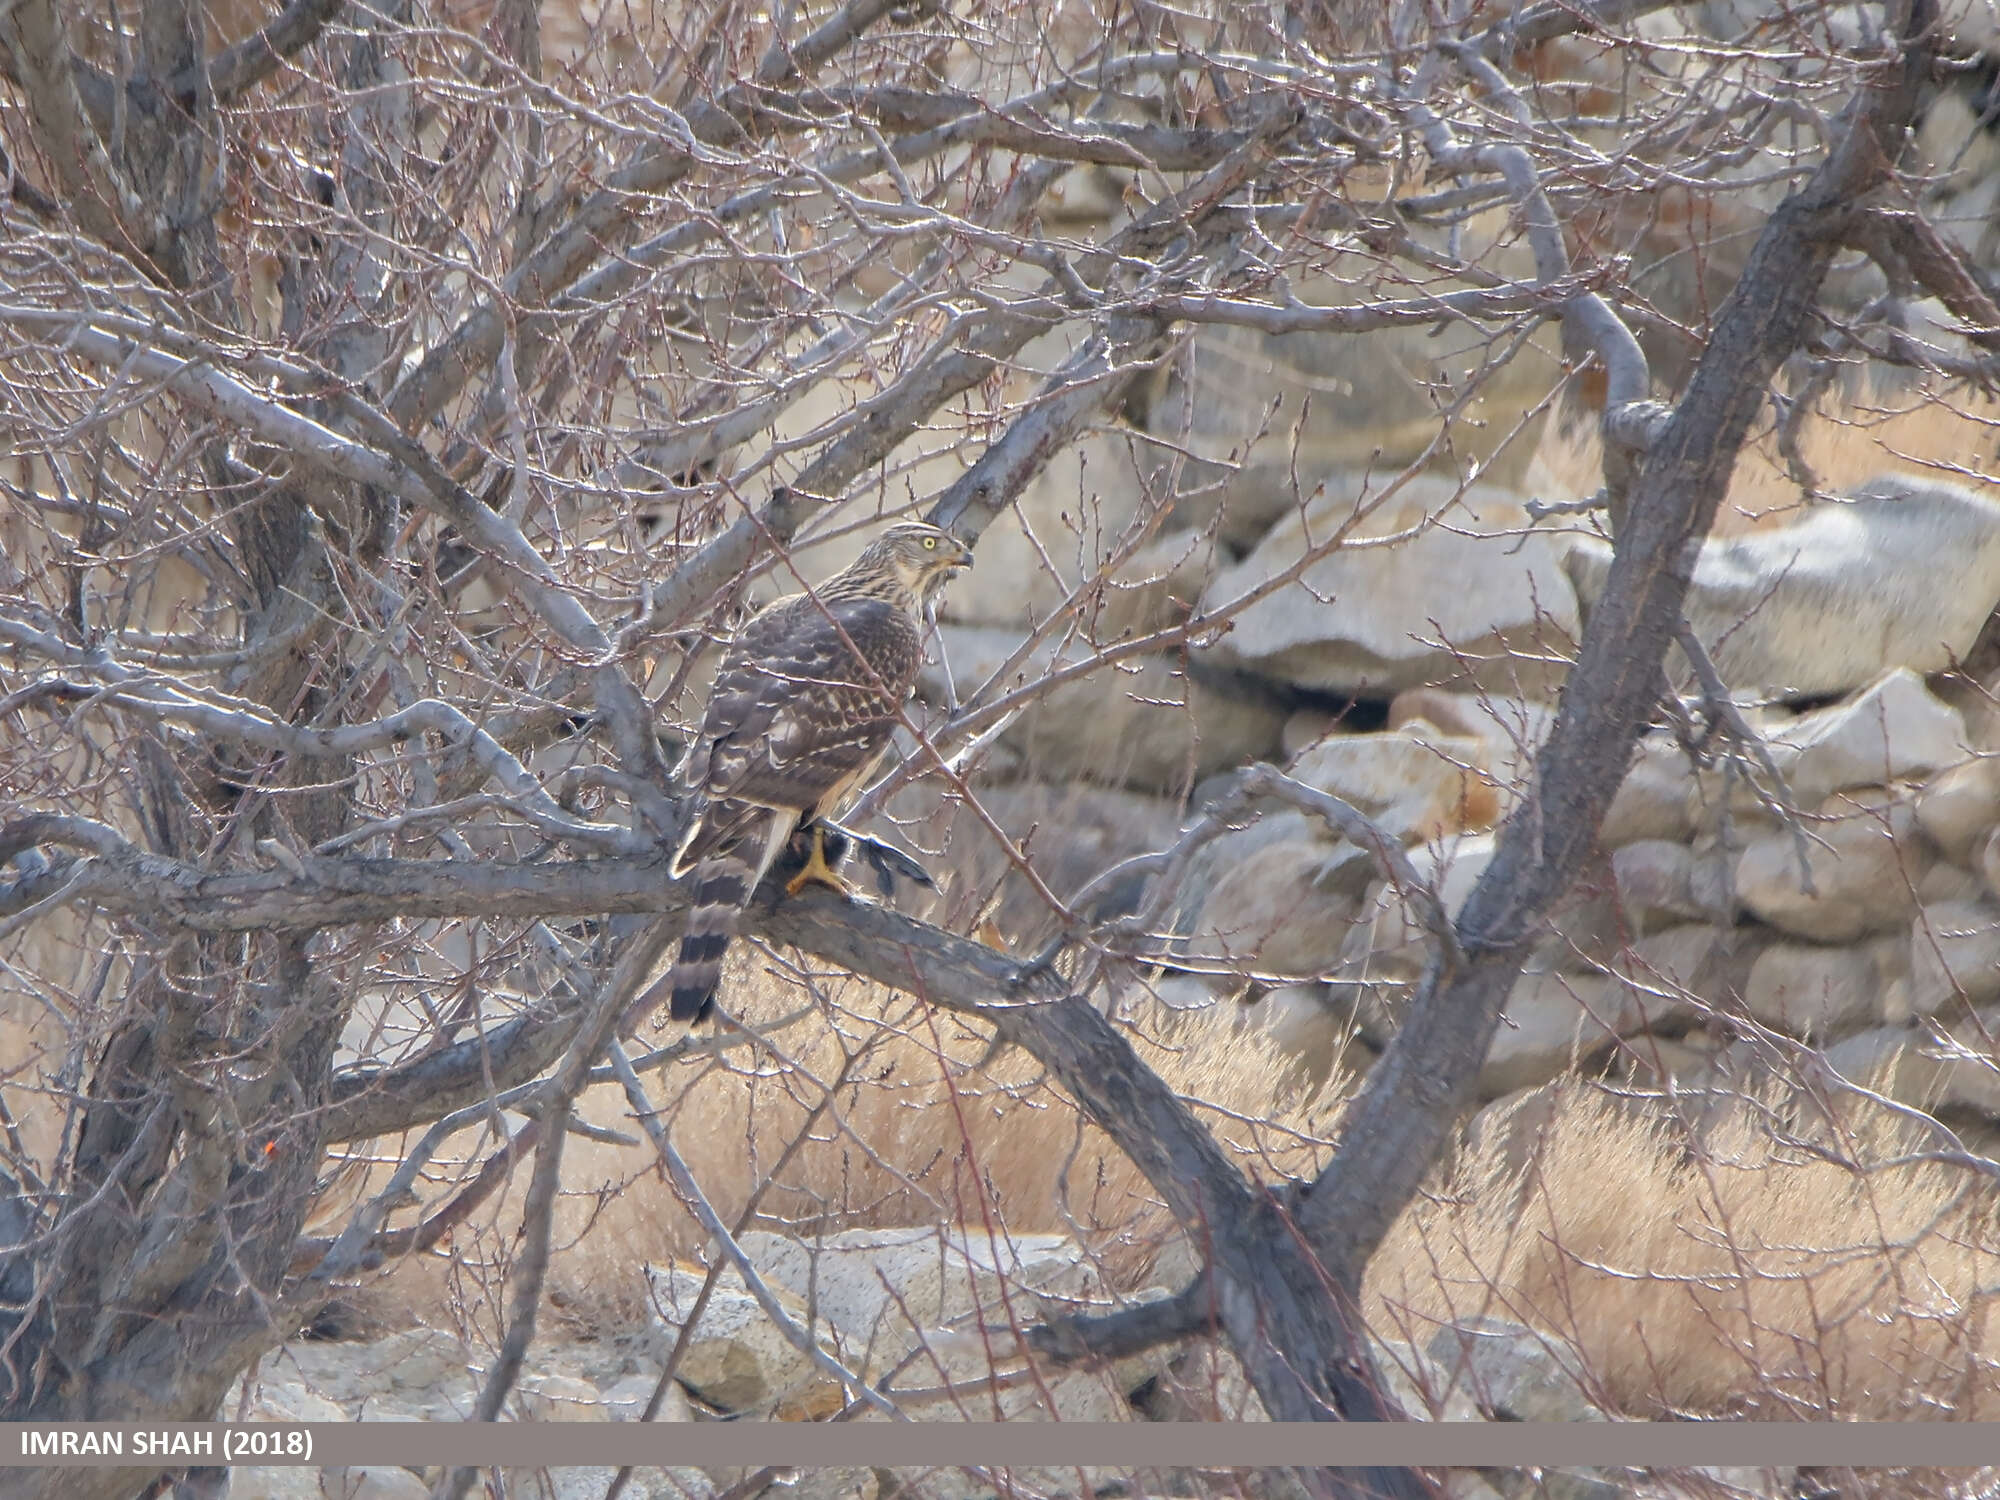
[666,520,974,1023]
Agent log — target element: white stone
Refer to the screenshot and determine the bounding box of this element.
[1567,477,2000,700]
[1908,899,2000,1013]
[516,1371,610,1421]
[1388,687,1560,815]
[503,1468,716,1500]
[598,1372,695,1423]
[230,1470,321,1500]
[1611,839,1734,929]
[1735,795,1927,943]
[1744,943,1885,1037]
[1825,1014,2000,1119]
[719,1225,1108,1395]
[1343,833,1500,982]
[227,1380,350,1425]
[1602,738,1697,847]
[1198,475,1580,696]
[1482,928,1723,1095]
[1767,668,1968,805]
[1369,1336,1483,1422]
[1980,826,2000,902]
[269,1326,475,1419]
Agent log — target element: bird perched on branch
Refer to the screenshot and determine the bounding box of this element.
[666,520,974,1023]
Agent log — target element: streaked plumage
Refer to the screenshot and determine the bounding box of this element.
[667,521,973,1023]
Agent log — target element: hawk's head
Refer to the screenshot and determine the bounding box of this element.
[855,521,974,606]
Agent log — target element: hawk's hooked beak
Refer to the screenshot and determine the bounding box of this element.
[946,538,975,572]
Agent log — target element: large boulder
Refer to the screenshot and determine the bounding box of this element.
[1424,1317,1608,1423]
[262,1326,478,1422]
[940,432,1155,631]
[892,777,1184,944]
[1826,1010,2000,1121]
[678,1227,1158,1426]
[1151,209,1559,548]
[1480,927,1727,1095]
[1195,474,1580,698]
[1566,477,2000,701]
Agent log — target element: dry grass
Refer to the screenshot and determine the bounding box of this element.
[340,948,2000,1425]
[1372,1082,2000,1420]
[331,958,1348,1341]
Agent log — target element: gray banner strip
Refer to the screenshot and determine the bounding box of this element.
[4,1423,2000,1469]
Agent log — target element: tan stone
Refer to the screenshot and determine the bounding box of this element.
[1482,970,1623,1096]
[1909,899,2000,1013]
[1743,943,1886,1037]
[645,1262,824,1415]
[1601,738,1697,847]
[1916,758,2000,862]
[1388,687,1560,813]
[1288,725,1501,842]
[922,626,1285,794]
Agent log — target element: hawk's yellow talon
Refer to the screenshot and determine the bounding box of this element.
[785,826,855,899]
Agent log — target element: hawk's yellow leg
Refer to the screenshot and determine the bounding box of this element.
[785,825,856,899]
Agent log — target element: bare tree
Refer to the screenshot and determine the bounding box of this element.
[0,0,1985,1494]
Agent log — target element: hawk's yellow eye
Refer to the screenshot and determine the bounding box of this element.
[922,536,938,550]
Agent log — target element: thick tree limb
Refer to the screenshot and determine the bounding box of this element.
[1294,0,1935,1288]
[184,0,347,102]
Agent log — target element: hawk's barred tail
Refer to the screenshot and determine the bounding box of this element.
[668,853,755,1023]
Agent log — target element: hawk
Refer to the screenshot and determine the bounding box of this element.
[666,520,974,1023]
